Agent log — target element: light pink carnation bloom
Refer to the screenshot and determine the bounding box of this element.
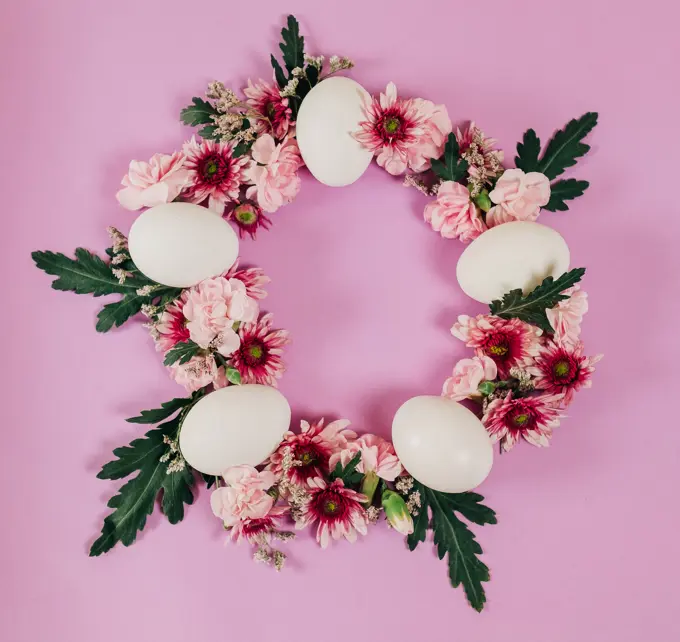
[183,277,258,351]
[424,181,486,242]
[245,134,303,213]
[442,355,498,401]
[547,286,589,347]
[487,169,551,227]
[169,354,219,392]
[329,434,403,481]
[210,465,277,528]
[408,98,452,172]
[116,152,189,211]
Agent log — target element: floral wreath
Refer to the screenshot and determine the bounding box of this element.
[32,15,602,612]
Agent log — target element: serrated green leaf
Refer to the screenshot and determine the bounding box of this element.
[406,482,429,551]
[280,15,305,74]
[489,268,586,332]
[538,112,598,180]
[306,64,319,87]
[270,54,287,89]
[233,140,254,158]
[514,128,541,172]
[431,134,469,182]
[96,295,146,332]
[180,97,217,127]
[330,451,362,486]
[543,178,590,212]
[226,367,242,385]
[198,124,218,140]
[161,465,195,524]
[441,492,497,526]
[163,340,200,366]
[126,397,192,425]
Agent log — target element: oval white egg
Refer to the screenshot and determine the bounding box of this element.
[296,76,373,187]
[392,396,493,493]
[456,221,570,304]
[179,385,291,476]
[128,202,239,288]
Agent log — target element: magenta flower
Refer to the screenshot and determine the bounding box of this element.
[451,314,542,378]
[210,465,277,528]
[329,434,403,482]
[229,505,289,545]
[229,313,290,387]
[182,136,251,214]
[154,291,190,352]
[227,202,272,240]
[424,180,486,242]
[243,79,292,139]
[442,355,498,401]
[295,477,369,548]
[225,259,271,301]
[482,392,564,451]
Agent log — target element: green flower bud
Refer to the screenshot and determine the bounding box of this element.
[473,189,492,212]
[360,470,379,505]
[478,381,496,396]
[381,489,414,535]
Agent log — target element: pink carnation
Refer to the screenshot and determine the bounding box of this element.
[547,286,589,347]
[424,181,486,242]
[245,135,303,213]
[408,97,452,172]
[210,465,277,528]
[116,152,189,211]
[330,434,403,482]
[487,169,551,227]
[169,353,220,392]
[442,355,498,401]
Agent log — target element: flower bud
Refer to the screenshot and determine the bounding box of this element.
[381,489,414,535]
[360,470,379,505]
[477,381,496,396]
[473,189,492,212]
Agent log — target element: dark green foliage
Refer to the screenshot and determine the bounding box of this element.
[543,179,590,212]
[431,134,469,183]
[126,397,193,425]
[163,340,201,366]
[180,97,218,127]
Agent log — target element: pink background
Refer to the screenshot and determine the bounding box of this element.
[3,1,679,640]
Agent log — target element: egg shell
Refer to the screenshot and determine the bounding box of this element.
[392,396,493,493]
[179,385,291,476]
[296,76,374,187]
[456,221,570,304]
[128,202,239,288]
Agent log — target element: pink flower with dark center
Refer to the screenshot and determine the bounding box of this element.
[243,79,292,139]
[546,286,589,348]
[329,434,403,481]
[210,465,277,528]
[424,180,486,242]
[267,419,357,489]
[527,340,603,406]
[154,291,190,351]
[482,392,564,451]
[225,259,270,300]
[182,136,251,214]
[227,202,272,240]
[451,314,542,378]
[353,82,451,175]
[229,313,290,387]
[229,505,289,544]
[295,477,369,548]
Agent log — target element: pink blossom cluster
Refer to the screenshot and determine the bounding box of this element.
[444,285,602,452]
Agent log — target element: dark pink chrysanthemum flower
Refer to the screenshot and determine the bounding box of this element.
[227,202,272,240]
[154,291,190,351]
[243,79,292,140]
[229,505,289,545]
[527,340,603,406]
[229,313,290,386]
[267,419,357,489]
[182,136,251,214]
[225,259,270,300]
[451,314,542,378]
[482,392,564,452]
[295,477,368,548]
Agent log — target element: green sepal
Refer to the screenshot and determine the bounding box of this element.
[226,367,242,385]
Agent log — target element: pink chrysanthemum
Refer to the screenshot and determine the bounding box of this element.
[229,505,289,545]
[451,314,542,378]
[295,477,368,548]
[243,79,292,140]
[482,392,564,451]
[353,82,450,175]
[455,122,504,196]
[182,136,251,214]
[267,419,357,489]
[227,202,272,240]
[154,291,190,351]
[225,259,270,300]
[229,313,290,386]
[527,340,603,406]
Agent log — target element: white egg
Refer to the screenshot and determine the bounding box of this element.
[179,385,291,476]
[392,396,493,493]
[456,221,570,304]
[128,202,239,288]
[296,76,374,187]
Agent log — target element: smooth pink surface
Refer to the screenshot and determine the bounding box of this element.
[2,1,679,640]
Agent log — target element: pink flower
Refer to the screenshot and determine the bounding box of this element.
[267,419,357,489]
[169,353,219,392]
[487,169,551,227]
[183,277,258,351]
[353,82,451,175]
[225,259,270,300]
[182,136,251,214]
[153,291,190,352]
[424,181,486,243]
[229,313,290,386]
[295,477,368,548]
[329,434,403,482]
[245,135,303,213]
[229,505,289,544]
[116,152,190,211]
[547,286,589,347]
[452,314,542,378]
[210,465,277,528]
[243,79,292,139]
[527,340,603,406]
[442,355,498,401]
[455,122,504,195]
[482,392,564,451]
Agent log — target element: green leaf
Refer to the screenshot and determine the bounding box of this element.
[406,498,429,551]
[441,492,497,527]
[306,64,319,87]
[163,340,201,366]
[489,268,586,332]
[126,397,193,425]
[431,134,469,182]
[180,97,217,127]
[95,294,145,332]
[538,112,598,180]
[330,451,363,486]
[161,464,195,524]
[279,15,305,74]
[201,473,217,489]
[198,124,218,140]
[514,128,541,172]
[270,54,287,89]
[543,178,590,212]
[226,367,242,385]
[233,140,254,158]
